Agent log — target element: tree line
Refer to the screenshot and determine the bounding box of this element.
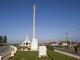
[0,35,7,46]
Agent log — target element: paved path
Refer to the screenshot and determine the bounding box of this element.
[54,47,80,56]
[54,49,80,60]
[0,46,11,56]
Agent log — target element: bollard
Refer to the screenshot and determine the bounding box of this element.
[0,56,2,60]
[11,51,15,57]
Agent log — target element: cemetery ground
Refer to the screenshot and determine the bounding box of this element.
[8,45,79,60]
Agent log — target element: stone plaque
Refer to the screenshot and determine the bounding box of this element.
[39,46,47,57]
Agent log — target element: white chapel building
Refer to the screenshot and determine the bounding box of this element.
[20,34,31,47]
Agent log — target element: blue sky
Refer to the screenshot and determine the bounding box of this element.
[0,0,80,43]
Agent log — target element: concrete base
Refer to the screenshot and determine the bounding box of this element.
[31,38,38,51]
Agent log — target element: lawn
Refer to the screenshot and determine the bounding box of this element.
[48,50,78,60]
[9,50,79,60]
[9,51,50,60]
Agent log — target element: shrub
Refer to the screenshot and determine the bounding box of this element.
[46,45,54,51]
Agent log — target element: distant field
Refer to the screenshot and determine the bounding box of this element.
[8,50,78,60]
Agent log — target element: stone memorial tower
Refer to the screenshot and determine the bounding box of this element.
[31,4,38,51]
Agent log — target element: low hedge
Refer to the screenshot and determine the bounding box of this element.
[46,45,54,51]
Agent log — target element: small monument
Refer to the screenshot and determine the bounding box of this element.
[39,46,47,57]
[20,34,31,47]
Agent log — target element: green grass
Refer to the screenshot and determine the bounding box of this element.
[48,50,78,60]
[9,50,79,60]
[11,44,79,60]
[9,51,50,60]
